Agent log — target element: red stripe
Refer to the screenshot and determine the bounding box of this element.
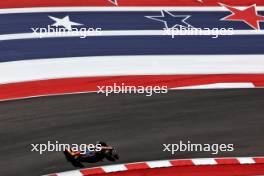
[0,74,263,101]
[118,0,264,6]
[1,0,264,8]
[90,164,264,176]
[0,0,111,8]
[215,158,240,165]
[170,159,194,166]
[125,163,149,170]
[80,168,105,175]
[254,158,264,164]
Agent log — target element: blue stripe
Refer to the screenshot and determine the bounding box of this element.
[1,11,264,34]
[1,35,264,62]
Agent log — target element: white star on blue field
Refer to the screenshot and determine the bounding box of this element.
[48,15,83,31]
[109,0,118,5]
[146,10,194,29]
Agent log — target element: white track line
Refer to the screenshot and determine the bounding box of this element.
[192,158,218,165]
[56,171,83,176]
[0,55,264,84]
[102,164,127,172]
[147,160,172,168]
[1,6,264,14]
[238,158,256,164]
[1,30,264,41]
[174,83,256,89]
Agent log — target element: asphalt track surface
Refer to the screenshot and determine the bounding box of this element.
[0,89,264,176]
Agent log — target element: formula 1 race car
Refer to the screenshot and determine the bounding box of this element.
[63,141,119,167]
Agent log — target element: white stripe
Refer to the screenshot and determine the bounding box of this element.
[56,170,83,176]
[1,6,264,14]
[0,55,264,84]
[192,158,217,165]
[102,164,127,172]
[237,157,256,164]
[1,30,264,41]
[175,83,255,89]
[147,160,172,168]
